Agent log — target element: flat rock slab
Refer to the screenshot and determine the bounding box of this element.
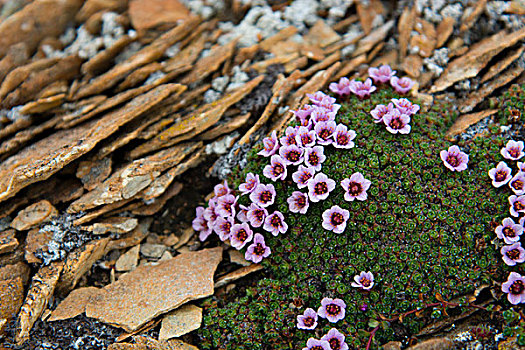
[159,304,202,340]
[85,247,222,332]
[115,245,140,272]
[11,200,57,231]
[129,0,190,31]
[49,287,101,321]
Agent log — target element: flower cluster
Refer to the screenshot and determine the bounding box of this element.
[488,140,525,304]
[370,97,419,135]
[440,145,469,172]
[297,297,349,350]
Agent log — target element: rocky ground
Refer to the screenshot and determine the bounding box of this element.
[0,0,524,349]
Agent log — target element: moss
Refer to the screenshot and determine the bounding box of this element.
[197,85,525,349]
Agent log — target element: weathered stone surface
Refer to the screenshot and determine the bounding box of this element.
[0,84,180,204]
[106,219,152,252]
[24,228,53,264]
[129,182,183,216]
[0,262,30,284]
[87,217,139,235]
[304,20,340,48]
[108,336,199,350]
[11,200,57,231]
[49,287,101,322]
[129,0,190,31]
[436,17,455,48]
[0,230,18,255]
[214,264,263,289]
[16,262,64,344]
[76,157,113,191]
[0,277,24,321]
[481,46,525,84]
[354,20,394,57]
[140,243,166,259]
[407,337,454,350]
[116,245,140,272]
[159,304,202,340]
[86,247,222,332]
[228,249,251,267]
[445,109,499,140]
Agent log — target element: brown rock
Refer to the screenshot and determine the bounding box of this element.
[85,247,222,332]
[481,46,525,84]
[116,245,141,272]
[106,219,152,252]
[304,20,341,48]
[87,217,139,235]
[409,34,436,58]
[407,337,454,350]
[82,35,135,77]
[163,33,206,73]
[459,0,487,33]
[129,0,190,32]
[436,17,455,48]
[140,243,166,259]
[0,262,30,284]
[402,55,423,78]
[383,341,402,350]
[24,228,53,264]
[356,0,384,35]
[0,230,18,255]
[431,27,525,92]
[353,21,394,57]
[76,157,113,191]
[129,182,184,216]
[116,62,163,92]
[228,249,251,267]
[214,264,263,289]
[19,93,66,115]
[445,109,499,140]
[398,6,417,58]
[11,200,58,231]
[108,336,199,350]
[159,304,202,340]
[0,277,24,321]
[0,43,29,84]
[49,287,101,322]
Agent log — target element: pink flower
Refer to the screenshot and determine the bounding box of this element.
[501,140,525,160]
[280,126,299,147]
[214,181,231,197]
[322,205,350,234]
[292,165,316,189]
[258,131,279,157]
[329,77,351,96]
[370,103,394,124]
[303,338,331,350]
[236,204,249,223]
[263,155,288,181]
[216,194,237,218]
[311,107,337,124]
[501,243,525,266]
[193,206,212,241]
[351,271,374,290]
[230,223,253,249]
[249,183,276,208]
[297,308,318,330]
[349,78,376,99]
[321,328,349,350]
[316,97,341,114]
[333,124,356,149]
[315,121,337,145]
[488,161,512,187]
[293,105,314,126]
[245,233,271,263]
[495,217,523,244]
[308,173,336,202]
[279,144,304,166]
[440,145,469,172]
[287,191,309,214]
[203,200,219,227]
[296,126,316,148]
[341,172,371,201]
[317,297,346,323]
[391,98,420,115]
[390,76,414,94]
[307,91,334,106]
[518,162,525,172]
[383,109,411,134]
[509,195,525,217]
[304,146,326,172]
[246,203,268,228]
[263,211,288,236]
[239,173,260,195]
[509,172,525,195]
[368,64,396,84]
[502,272,525,305]
[213,216,234,241]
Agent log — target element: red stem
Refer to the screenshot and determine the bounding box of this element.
[365,325,380,350]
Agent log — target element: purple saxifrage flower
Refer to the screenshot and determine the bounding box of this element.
[246,203,268,228]
[509,195,525,217]
[321,328,349,350]
[263,155,288,181]
[239,173,260,195]
[322,205,350,234]
[329,77,351,96]
[279,144,304,166]
[307,91,334,106]
[311,106,337,124]
[317,96,341,114]
[263,211,288,236]
[518,162,525,172]
[351,271,375,290]
[488,161,512,188]
[308,173,336,202]
[296,126,316,148]
[250,183,276,208]
[349,78,376,99]
[390,76,414,94]
[258,130,279,157]
[203,201,218,227]
[391,98,420,115]
[317,297,346,323]
[216,194,237,218]
[509,172,525,195]
[501,243,525,266]
[302,338,331,350]
[297,308,318,330]
[230,223,253,249]
[245,233,271,263]
[495,217,523,244]
[193,206,212,241]
[383,109,411,134]
[236,204,249,223]
[287,191,310,214]
[214,181,231,197]
[333,124,356,149]
[501,140,525,161]
[440,145,469,172]
[304,146,326,172]
[292,165,316,189]
[294,105,314,126]
[280,126,299,147]
[368,64,396,84]
[370,103,393,124]
[502,272,525,305]
[315,121,337,145]
[213,216,234,241]
[341,172,371,201]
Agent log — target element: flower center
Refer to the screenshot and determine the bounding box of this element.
[259,190,273,204]
[246,180,256,191]
[320,129,331,140]
[308,152,319,165]
[389,117,403,130]
[300,172,312,184]
[495,170,508,182]
[509,147,520,158]
[326,304,341,316]
[221,222,232,232]
[330,212,344,226]
[310,347,324,350]
[314,182,328,195]
[286,150,301,162]
[503,226,517,238]
[360,277,371,287]
[446,154,461,167]
[254,209,265,222]
[236,229,248,242]
[507,248,521,260]
[217,188,228,196]
[303,316,315,327]
[512,179,524,191]
[253,243,265,256]
[286,135,297,145]
[301,134,312,145]
[329,338,341,350]
[510,280,525,295]
[296,195,306,208]
[514,201,525,212]
[336,133,349,145]
[348,182,362,196]
[222,202,233,215]
[264,140,275,152]
[270,215,282,228]
[273,164,284,176]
